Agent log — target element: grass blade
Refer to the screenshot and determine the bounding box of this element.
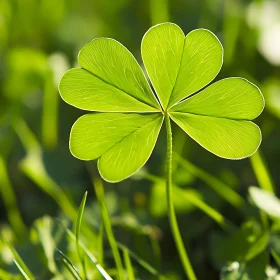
[271,249,280,266]
[61,259,80,280]
[66,229,113,280]
[97,223,104,265]
[57,249,82,280]
[76,191,88,279]
[123,248,135,280]
[93,177,125,280]
[250,150,275,193]
[42,69,59,149]
[0,156,26,236]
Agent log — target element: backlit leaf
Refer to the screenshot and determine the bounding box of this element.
[169,112,261,159]
[142,23,223,109]
[68,38,160,111]
[59,68,159,112]
[170,78,264,119]
[59,23,264,181]
[70,113,163,182]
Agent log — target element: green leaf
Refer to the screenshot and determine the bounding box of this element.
[59,68,159,112]
[70,113,163,182]
[60,38,160,112]
[142,23,223,109]
[249,187,280,218]
[59,23,264,181]
[169,112,261,159]
[169,78,264,159]
[170,78,264,119]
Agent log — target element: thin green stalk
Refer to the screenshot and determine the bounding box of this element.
[57,249,82,280]
[0,156,26,237]
[165,115,197,280]
[97,223,104,266]
[123,248,135,280]
[65,230,113,280]
[42,69,59,149]
[271,249,280,266]
[250,150,275,193]
[149,0,169,25]
[61,259,81,280]
[93,177,125,280]
[76,192,88,279]
[150,237,161,270]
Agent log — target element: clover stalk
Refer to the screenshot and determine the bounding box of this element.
[165,113,197,280]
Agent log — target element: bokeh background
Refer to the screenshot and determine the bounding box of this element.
[1,0,280,279]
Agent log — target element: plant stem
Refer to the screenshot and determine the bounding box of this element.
[0,156,27,237]
[165,114,197,280]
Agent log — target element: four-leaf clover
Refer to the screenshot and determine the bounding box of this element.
[59,23,264,182]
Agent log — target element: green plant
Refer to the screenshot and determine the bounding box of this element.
[59,22,264,279]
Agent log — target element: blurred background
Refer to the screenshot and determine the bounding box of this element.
[1,0,280,279]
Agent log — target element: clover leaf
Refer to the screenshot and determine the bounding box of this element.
[59,22,264,182]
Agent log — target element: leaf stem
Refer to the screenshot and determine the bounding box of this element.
[165,114,197,280]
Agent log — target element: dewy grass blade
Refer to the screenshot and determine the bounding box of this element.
[93,177,125,280]
[123,248,135,280]
[76,191,88,279]
[250,150,275,193]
